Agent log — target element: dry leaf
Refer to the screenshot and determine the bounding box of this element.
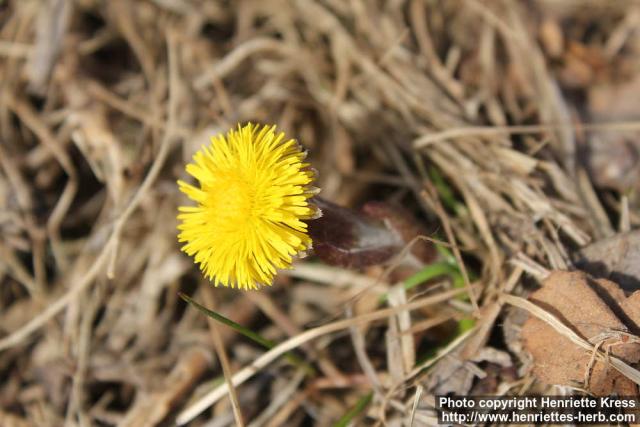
[521,270,640,395]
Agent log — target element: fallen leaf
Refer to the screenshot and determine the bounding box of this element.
[521,270,640,395]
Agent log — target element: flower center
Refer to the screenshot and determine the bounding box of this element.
[208,173,260,232]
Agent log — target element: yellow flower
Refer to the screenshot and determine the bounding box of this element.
[177,123,317,290]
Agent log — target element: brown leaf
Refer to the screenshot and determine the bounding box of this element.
[307,198,436,268]
[521,270,640,395]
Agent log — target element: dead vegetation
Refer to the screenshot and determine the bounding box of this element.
[2,0,640,426]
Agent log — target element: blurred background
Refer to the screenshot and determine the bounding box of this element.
[1,0,640,426]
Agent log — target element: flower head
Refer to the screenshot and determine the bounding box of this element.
[177,123,317,290]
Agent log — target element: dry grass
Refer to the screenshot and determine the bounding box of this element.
[1,0,640,426]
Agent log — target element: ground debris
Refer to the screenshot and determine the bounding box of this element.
[1,0,640,425]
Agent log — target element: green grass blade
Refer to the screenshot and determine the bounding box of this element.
[428,167,467,215]
[456,317,476,333]
[379,261,458,304]
[404,261,458,290]
[332,391,373,427]
[435,242,457,266]
[180,292,274,347]
[379,259,476,330]
[179,293,315,375]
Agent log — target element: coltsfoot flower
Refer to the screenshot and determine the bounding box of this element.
[178,123,317,290]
